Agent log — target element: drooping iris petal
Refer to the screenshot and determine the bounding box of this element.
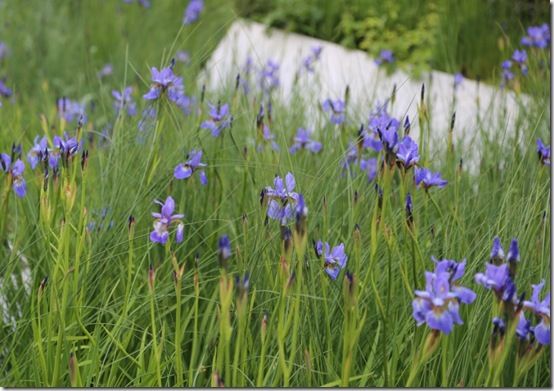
[176,223,184,243]
[426,310,454,334]
[174,164,193,179]
[533,321,550,345]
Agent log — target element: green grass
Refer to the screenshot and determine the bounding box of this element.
[0,0,550,387]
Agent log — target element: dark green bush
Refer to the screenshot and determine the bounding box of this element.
[234,0,549,80]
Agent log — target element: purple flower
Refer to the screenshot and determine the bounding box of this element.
[395,136,419,168]
[143,66,184,103]
[302,45,323,73]
[523,280,550,345]
[0,79,12,98]
[512,49,527,64]
[175,94,195,115]
[454,72,464,88]
[259,59,280,94]
[112,87,137,116]
[264,173,299,225]
[375,49,394,65]
[183,0,204,25]
[264,172,298,201]
[1,154,26,197]
[515,312,531,340]
[259,124,280,152]
[475,263,510,293]
[521,24,550,48]
[361,129,384,152]
[315,241,348,280]
[57,97,87,124]
[201,102,231,137]
[502,60,512,70]
[174,149,207,185]
[238,56,255,95]
[27,136,49,170]
[414,167,447,189]
[289,128,322,154]
[150,196,184,245]
[322,99,345,125]
[175,50,190,65]
[432,258,477,303]
[360,158,377,182]
[368,104,400,151]
[490,237,505,262]
[54,133,81,159]
[267,199,295,225]
[537,138,551,166]
[97,63,113,78]
[412,259,475,334]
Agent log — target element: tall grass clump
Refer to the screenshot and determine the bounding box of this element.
[0,0,550,387]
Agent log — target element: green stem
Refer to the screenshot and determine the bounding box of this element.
[175,278,183,386]
[149,286,162,386]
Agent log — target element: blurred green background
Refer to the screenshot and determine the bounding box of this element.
[234,0,550,79]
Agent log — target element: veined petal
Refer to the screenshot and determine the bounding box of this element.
[426,309,454,334]
[174,163,193,179]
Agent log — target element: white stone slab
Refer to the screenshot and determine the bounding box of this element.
[201,20,529,170]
